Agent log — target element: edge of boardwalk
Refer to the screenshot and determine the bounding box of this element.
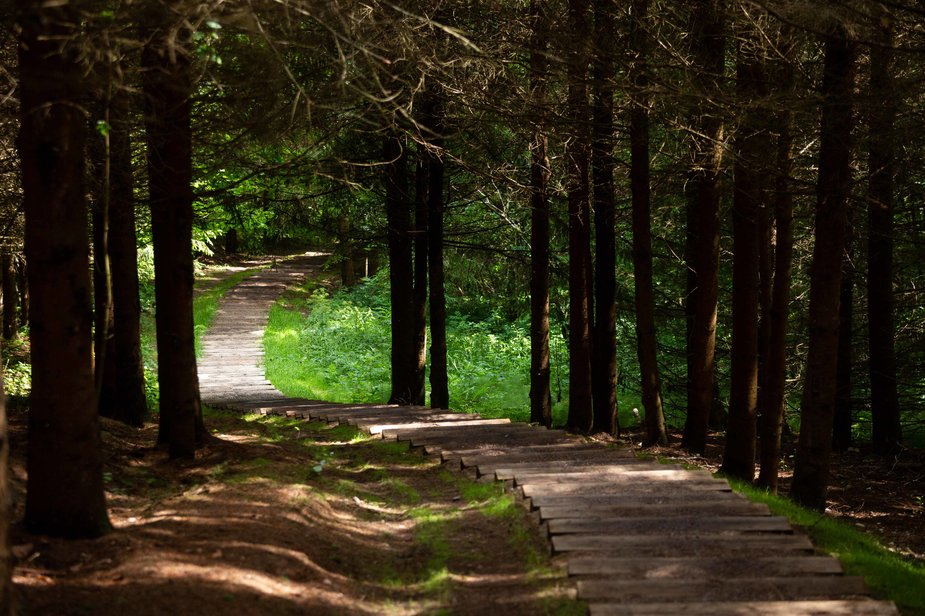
[198,255,899,616]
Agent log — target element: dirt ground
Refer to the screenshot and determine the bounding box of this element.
[621,427,925,563]
[8,409,577,616]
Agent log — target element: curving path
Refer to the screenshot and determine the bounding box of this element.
[198,256,898,616]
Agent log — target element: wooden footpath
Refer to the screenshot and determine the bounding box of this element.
[199,256,898,616]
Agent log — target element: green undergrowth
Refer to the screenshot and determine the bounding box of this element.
[264,271,639,429]
[200,408,580,614]
[728,479,925,615]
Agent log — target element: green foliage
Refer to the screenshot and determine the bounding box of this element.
[730,479,925,614]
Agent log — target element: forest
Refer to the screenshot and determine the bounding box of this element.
[1,0,925,613]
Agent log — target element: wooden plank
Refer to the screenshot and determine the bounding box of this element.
[510,468,715,483]
[568,555,843,577]
[538,500,771,519]
[548,516,792,535]
[530,491,747,509]
[578,576,869,602]
[589,600,899,616]
[379,418,514,437]
[520,480,731,498]
[459,448,635,469]
[553,533,814,556]
[491,459,655,479]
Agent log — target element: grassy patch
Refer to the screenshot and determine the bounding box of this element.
[730,479,925,615]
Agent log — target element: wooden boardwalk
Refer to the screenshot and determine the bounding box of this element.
[199,257,898,616]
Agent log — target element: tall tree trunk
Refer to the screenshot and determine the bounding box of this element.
[89,96,119,419]
[529,0,552,428]
[682,0,726,454]
[791,25,856,510]
[338,214,356,287]
[756,30,796,492]
[832,234,854,452]
[629,0,666,446]
[721,19,767,482]
[1,255,16,340]
[868,15,902,455]
[384,135,416,405]
[566,0,594,433]
[412,143,429,407]
[141,5,206,458]
[15,257,27,328]
[108,87,148,427]
[590,0,618,436]
[427,105,449,410]
[0,359,11,614]
[18,0,111,537]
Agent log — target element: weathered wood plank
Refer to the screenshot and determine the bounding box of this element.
[568,555,843,577]
[537,500,771,519]
[510,468,715,483]
[529,490,747,509]
[578,576,868,601]
[553,533,814,555]
[520,480,732,498]
[548,516,792,535]
[588,600,899,616]
[379,418,514,437]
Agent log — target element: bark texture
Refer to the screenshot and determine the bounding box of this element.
[682,0,726,454]
[19,0,111,537]
[142,5,206,457]
[791,28,856,510]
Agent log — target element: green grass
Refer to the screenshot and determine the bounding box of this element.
[729,479,925,615]
[264,271,640,429]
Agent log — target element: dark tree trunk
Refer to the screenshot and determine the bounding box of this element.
[832,233,854,452]
[0,361,10,613]
[529,0,552,428]
[141,6,206,458]
[412,143,429,407]
[384,135,416,405]
[682,0,726,454]
[629,0,666,446]
[339,215,356,287]
[566,0,594,433]
[791,27,856,510]
[15,257,28,328]
[108,88,148,427]
[427,107,449,410]
[88,98,119,420]
[756,30,796,492]
[868,18,902,455]
[1,255,16,340]
[590,0,618,436]
[721,22,767,482]
[18,0,111,537]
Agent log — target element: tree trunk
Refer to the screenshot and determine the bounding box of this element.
[868,16,902,455]
[832,234,853,452]
[791,26,856,510]
[529,0,552,428]
[682,0,726,454]
[566,0,594,433]
[756,29,796,492]
[142,6,206,458]
[1,255,16,340]
[107,88,148,427]
[412,143,429,407]
[0,358,10,613]
[18,0,111,537]
[15,257,28,328]
[721,20,767,482]
[590,0,618,436]
[88,97,119,420]
[628,0,666,446]
[339,214,356,287]
[427,105,449,410]
[384,135,416,405]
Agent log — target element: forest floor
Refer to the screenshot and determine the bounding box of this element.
[7,408,577,615]
[624,426,925,564]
